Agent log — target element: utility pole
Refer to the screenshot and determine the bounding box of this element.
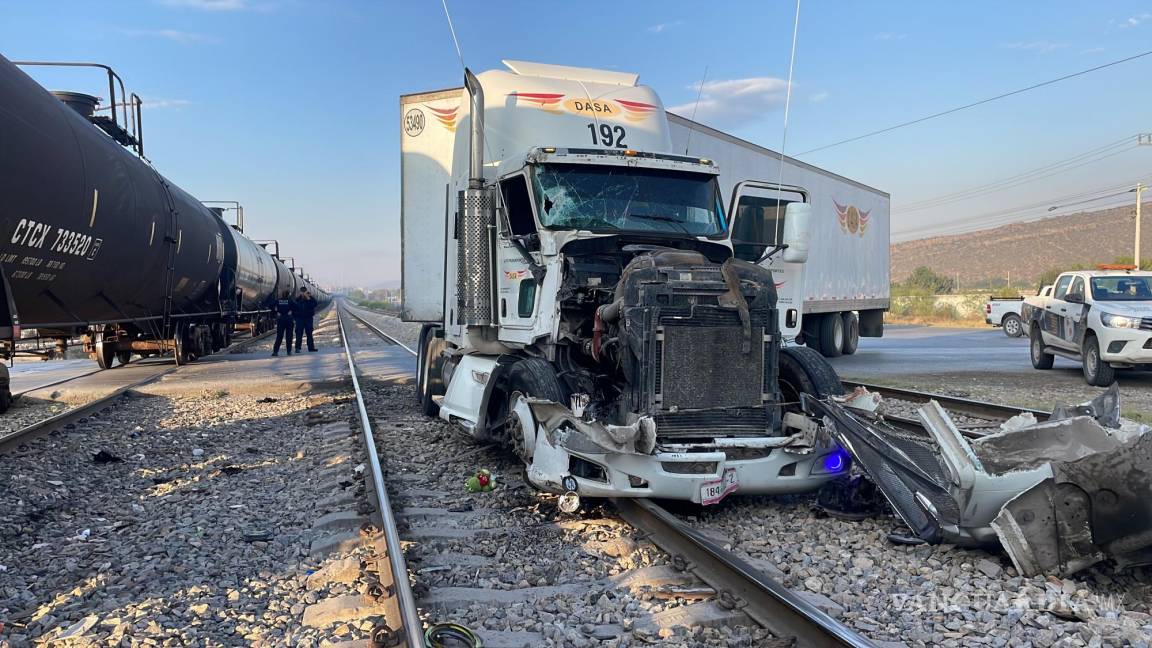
[1138,134,1152,270]
[1138,182,1145,269]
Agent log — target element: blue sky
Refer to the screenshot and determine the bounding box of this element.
[3,1,1151,286]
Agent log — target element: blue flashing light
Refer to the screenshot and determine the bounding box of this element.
[821,449,849,473]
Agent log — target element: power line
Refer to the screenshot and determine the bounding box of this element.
[894,176,1152,240]
[893,138,1139,213]
[797,48,1152,156]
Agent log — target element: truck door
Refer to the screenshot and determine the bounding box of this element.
[494,172,542,338]
[727,182,807,341]
[1043,274,1076,350]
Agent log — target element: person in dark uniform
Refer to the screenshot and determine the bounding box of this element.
[294,287,318,352]
[271,289,296,356]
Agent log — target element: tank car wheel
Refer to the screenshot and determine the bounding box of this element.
[210,325,225,352]
[94,329,116,370]
[116,351,133,366]
[173,328,192,366]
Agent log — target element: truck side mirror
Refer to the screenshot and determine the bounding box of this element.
[1065,291,1084,304]
[781,202,811,263]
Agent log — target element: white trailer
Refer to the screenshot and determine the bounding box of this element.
[668,115,891,356]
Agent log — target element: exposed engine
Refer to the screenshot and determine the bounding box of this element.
[553,240,785,444]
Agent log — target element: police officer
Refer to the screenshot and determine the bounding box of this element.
[271,289,296,356]
[294,287,318,352]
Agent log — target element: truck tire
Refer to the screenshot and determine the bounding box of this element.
[841,312,860,355]
[818,313,844,358]
[417,324,447,417]
[1082,335,1116,386]
[506,357,568,403]
[1030,324,1054,370]
[778,346,845,408]
[1002,314,1024,338]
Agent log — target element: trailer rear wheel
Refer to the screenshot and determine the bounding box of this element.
[841,312,860,355]
[417,324,447,417]
[818,313,844,358]
[778,346,844,409]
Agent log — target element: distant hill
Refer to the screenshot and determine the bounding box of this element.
[891,201,1152,287]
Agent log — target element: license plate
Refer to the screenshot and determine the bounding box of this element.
[700,468,739,506]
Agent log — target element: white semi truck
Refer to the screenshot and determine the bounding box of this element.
[400,60,863,506]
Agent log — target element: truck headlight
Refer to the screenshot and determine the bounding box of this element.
[1101,312,1140,329]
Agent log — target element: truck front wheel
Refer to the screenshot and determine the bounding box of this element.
[1030,325,1054,370]
[1082,335,1116,386]
[1002,314,1024,338]
[502,358,568,460]
[779,346,845,408]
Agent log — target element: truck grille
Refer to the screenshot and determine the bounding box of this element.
[659,325,765,409]
[655,407,768,438]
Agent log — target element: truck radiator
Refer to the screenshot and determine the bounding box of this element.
[657,325,766,410]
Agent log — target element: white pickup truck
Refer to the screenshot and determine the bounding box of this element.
[1021,268,1152,385]
[985,285,1052,337]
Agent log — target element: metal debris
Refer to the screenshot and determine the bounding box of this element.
[807,388,1152,577]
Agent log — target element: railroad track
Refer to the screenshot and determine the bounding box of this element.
[840,380,1049,423]
[335,305,423,647]
[338,303,874,647]
[0,329,273,452]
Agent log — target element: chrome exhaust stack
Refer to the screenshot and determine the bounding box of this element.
[457,68,494,326]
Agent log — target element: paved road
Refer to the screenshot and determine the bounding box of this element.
[828,325,1031,376]
[829,324,1151,383]
[8,359,102,395]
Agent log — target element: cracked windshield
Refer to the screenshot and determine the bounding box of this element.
[533,164,726,236]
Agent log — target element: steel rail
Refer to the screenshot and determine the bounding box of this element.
[0,365,177,451]
[841,380,1050,422]
[13,367,105,398]
[341,304,416,355]
[614,498,875,647]
[337,306,423,648]
[1,329,273,450]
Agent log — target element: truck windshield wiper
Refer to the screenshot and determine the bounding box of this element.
[628,213,691,234]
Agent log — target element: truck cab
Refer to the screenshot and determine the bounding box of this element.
[401,61,849,506]
[1024,267,1152,385]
